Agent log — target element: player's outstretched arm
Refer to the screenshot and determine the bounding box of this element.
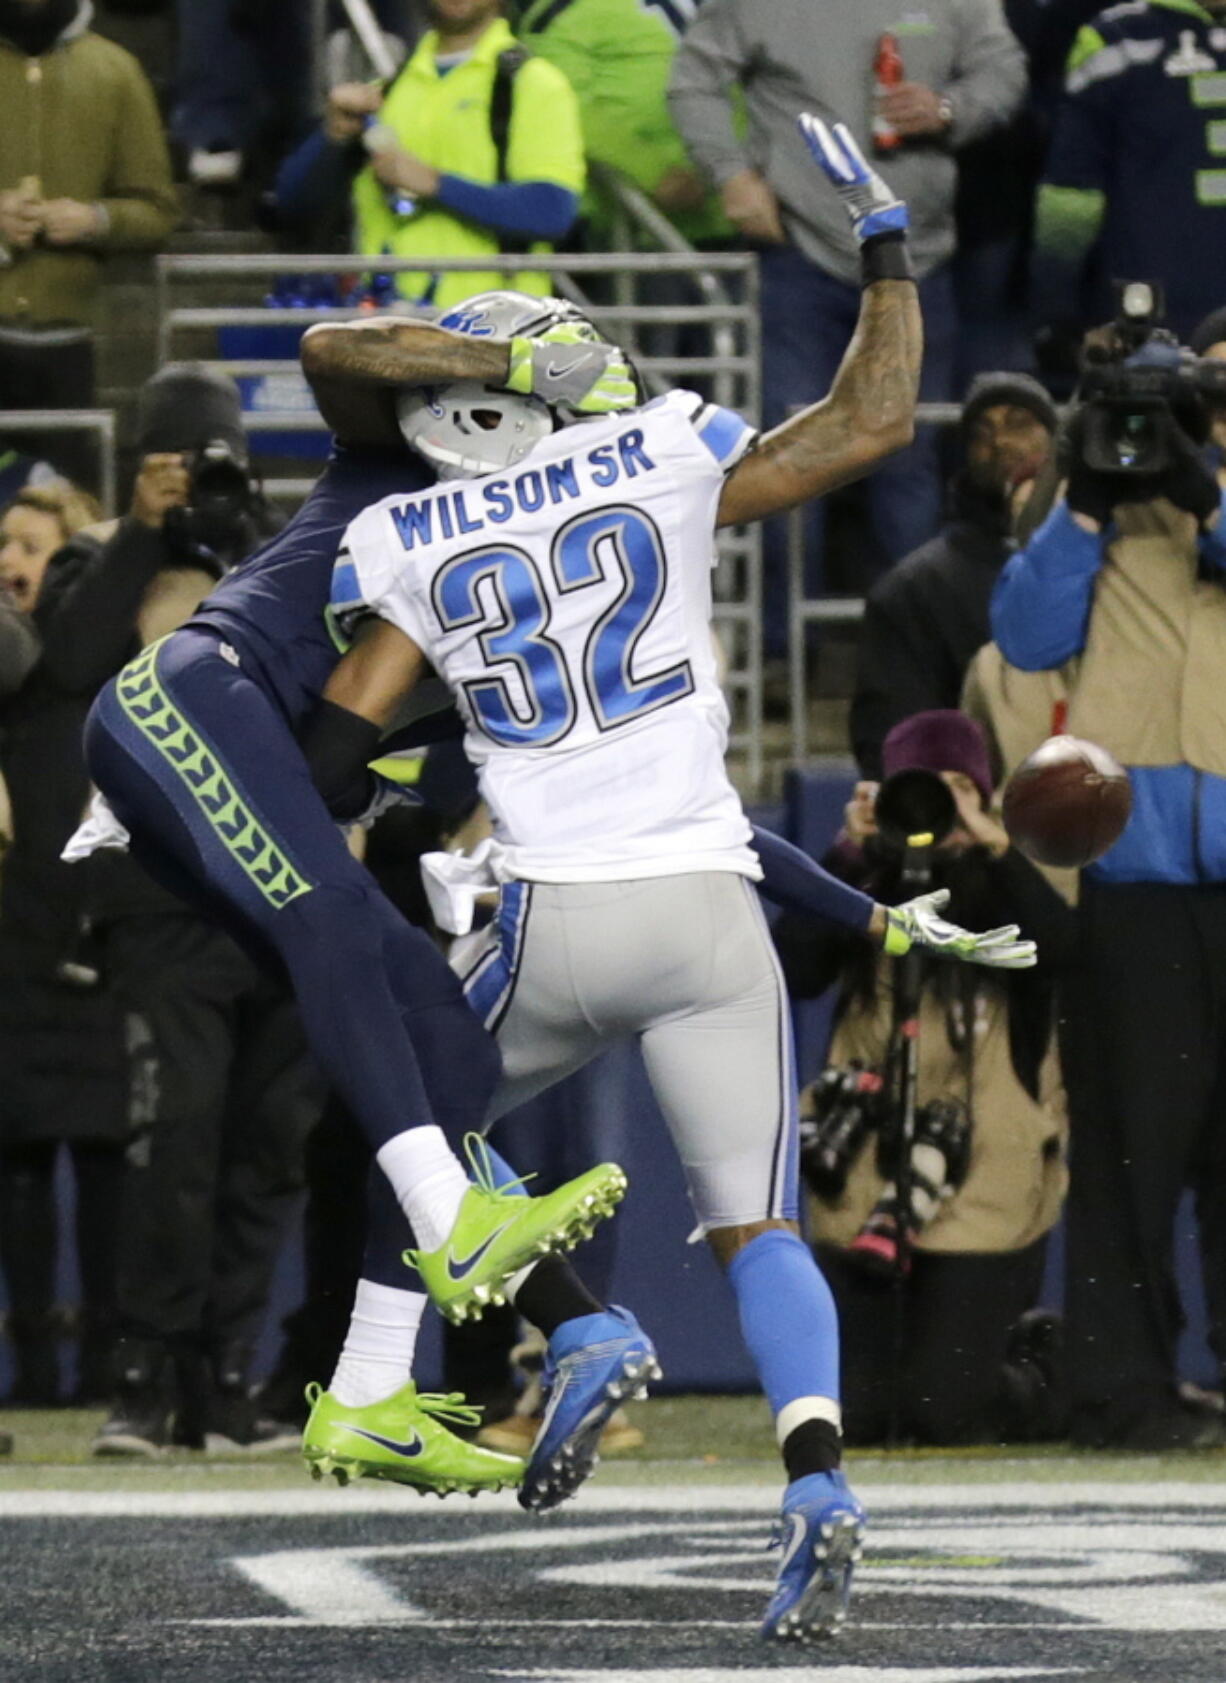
[301,319,514,449]
[300,318,635,449]
[716,119,922,529]
[298,618,431,822]
[323,615,429,730]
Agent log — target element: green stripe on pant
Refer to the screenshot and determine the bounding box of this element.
[114,639,315,910]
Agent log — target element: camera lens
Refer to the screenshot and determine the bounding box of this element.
[874,768,958,847]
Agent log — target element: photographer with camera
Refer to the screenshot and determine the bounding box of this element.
[775,711,1076,1446]
[34,365,322,1453]
[991,291,1226,1449]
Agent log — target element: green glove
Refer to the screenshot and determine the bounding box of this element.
[505,323,638,415]
[884,888,1037,969]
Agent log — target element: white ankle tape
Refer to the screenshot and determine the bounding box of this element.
[775,1395,843,1446]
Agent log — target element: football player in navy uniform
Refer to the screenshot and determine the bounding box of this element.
[73,320,642,1496]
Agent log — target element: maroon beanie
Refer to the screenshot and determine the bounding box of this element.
[881,710,993,805]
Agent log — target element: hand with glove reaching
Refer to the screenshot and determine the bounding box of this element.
[880,888,1037,969]
[505,322,638,416]
[798,114,909,252]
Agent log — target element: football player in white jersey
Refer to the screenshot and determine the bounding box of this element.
[298,120,1035,1640]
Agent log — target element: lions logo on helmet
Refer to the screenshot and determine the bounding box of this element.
[436,289,606,346]
[400,290,640,478]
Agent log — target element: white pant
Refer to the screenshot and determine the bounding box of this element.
[454,872,799,1230]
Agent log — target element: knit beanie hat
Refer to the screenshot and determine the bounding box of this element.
[136,364,248,461]
[960,371,1058,440]
[881,710,994,806]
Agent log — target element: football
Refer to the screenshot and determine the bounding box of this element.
[1001,734,1132,869]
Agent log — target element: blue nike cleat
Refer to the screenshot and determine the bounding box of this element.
[518,1306,660,1513]
[761,1469,866,1640]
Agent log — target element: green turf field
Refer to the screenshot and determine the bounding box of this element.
[4,1395,1226,1490]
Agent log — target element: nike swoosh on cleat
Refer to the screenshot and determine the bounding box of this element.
[445,1218,518,1282]
[343,1425,426,1458]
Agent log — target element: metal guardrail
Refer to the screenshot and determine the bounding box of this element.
[0,409,117,516]
[156,245,765,790]
[785,398,978,766]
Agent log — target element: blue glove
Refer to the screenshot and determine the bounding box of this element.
[798,114,909,245]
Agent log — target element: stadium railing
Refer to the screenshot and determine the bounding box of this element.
[784,400,964,766]
[155,246,765,790]
[0,409,118,517]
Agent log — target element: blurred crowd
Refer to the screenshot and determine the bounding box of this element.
[2,0,1226,1457]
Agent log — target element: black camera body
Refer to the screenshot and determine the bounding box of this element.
[162,438,256,574]
[873,768,957,854]
[1077,282,1226,476]
[800,1062,887,1200]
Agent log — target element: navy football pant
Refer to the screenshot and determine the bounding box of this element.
[84,630,502,1289]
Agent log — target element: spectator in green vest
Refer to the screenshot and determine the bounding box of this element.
[275,0,584,310]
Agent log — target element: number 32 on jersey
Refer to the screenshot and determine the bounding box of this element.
[432,504,694,748]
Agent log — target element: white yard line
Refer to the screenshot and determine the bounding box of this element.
[0,1481,1223,1517]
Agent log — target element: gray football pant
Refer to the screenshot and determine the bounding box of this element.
[455,872,799,1230]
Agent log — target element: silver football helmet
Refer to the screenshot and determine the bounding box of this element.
[434,289,606,346]
[396,382,554,480]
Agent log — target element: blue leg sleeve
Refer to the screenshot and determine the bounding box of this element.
[726,1229,840,1417]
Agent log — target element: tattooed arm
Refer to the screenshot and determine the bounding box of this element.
[716,115,921,528]
[299,316,637,450]
[716,277,922,528]
[300,319,511,450]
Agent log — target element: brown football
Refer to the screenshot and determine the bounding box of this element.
[1002,735,1132,869]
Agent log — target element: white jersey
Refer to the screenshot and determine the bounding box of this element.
[333,389,761,884]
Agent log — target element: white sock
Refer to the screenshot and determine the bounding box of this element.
[775,1395,843,1446]
[376,1125,470,1252]
[329,1279,426,1407]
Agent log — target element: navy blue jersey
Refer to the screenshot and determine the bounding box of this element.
[187,443,432,726]
[1037,0,1226,336]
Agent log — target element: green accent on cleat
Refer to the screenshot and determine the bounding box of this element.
[406,1136,628,1325]
[301,1381,524,1495]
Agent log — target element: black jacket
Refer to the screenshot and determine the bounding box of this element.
[0,518,206,950]
[850,478,1012,780]
[0,531,157,1144]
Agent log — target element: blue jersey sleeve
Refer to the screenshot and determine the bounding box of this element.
[328,546,369,649]
[690,400,758,471]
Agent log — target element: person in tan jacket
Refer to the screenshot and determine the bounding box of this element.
[775,710,1076,1446]
[0,0,176,327]
[990,313,1226,1452]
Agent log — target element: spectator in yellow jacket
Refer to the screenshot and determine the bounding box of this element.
[275,0,584,310]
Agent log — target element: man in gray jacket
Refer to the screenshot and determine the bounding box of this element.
[669,0,1026,655]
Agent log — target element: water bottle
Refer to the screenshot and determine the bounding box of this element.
[872,34,905,154]
[363,119,416,219]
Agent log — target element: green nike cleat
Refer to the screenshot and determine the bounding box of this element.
[407,1135,629,1325]
[302,1382,523,1495]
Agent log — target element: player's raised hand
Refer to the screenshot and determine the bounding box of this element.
[883,888,1037,968]
[505,324,638,416]
[797,114,909,246]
